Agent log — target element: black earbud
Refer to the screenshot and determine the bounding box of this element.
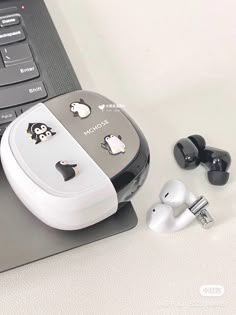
[174,135,231,185]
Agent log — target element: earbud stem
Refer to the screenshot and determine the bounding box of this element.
[196,209,214,229]
[189,196,208,215]
[172,210,196,232]
[188,196,214,228]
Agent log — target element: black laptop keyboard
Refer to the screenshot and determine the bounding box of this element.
[0,14,48,135]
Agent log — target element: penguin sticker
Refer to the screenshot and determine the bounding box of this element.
[101,135,126,155]
[27,123,56,144]
[55,161,80,182]
[70,99,91,119]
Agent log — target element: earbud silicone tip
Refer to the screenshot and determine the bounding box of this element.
[207,171,229,186]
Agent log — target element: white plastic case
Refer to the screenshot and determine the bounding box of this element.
[1,103,118,230]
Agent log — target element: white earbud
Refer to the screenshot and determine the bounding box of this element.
[147,180,214,233]
[159,180,196,207]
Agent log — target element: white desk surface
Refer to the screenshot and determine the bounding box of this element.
[1,1,236,314]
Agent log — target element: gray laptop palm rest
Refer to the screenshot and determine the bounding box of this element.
[0,164,137,272]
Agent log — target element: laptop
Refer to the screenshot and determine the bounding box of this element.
[0,0,137,272]
[0,0,81,129]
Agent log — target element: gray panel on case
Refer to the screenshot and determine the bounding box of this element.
[46,91,140,179]
[0,164,137,273]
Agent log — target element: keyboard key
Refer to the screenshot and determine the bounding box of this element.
[0,81,47,109]
[0,109,16,124]
[20,103,34,113]
[1,43,33,67]
[0,62,39,86]
[0,25,25,46]
[0,16,20,27]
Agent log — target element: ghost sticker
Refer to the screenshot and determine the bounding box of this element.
[27,123,56,144]
[70,99,91,119]
[55,161,80,182]
[101,135,126,155]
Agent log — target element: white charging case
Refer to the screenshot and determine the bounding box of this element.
[1,91,150,230]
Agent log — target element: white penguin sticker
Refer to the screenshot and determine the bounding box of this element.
[27,122,56,144]
[101,135,126,155]
[70,99,91,119]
